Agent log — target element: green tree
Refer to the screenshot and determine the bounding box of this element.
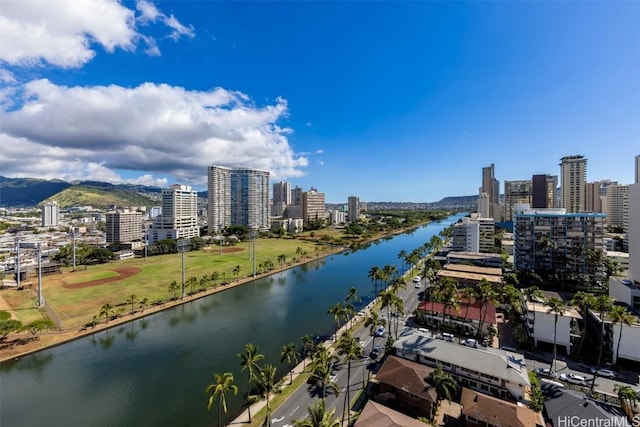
[364,310,385,354]
[237,343,264,423]
[139,297,149,313]
[281,342,300,385]
[24,319,54,340]
[252,364,281,427]
[590,295,615,394]
[609,305,635,366]
[168,280,180,300]
[544,297,566,373]
[232,265,241,281]
[327,302,345,341]
[368,265,382,295]
[570,291,596,355]
[99,303,113,323]
[0,318,23,341]
[424,363,458,402]
[614,384,639,409]
[125,294,137,315]
[337,331,363,426]
[292,399,341,427]
[301,334,315,372]
[205,372,238,427]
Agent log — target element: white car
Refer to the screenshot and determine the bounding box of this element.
[412,276,421,283]
[560,373,587,385]
[590,368,615,378]
[462,338,478,348]
[374,326,385,337]
[533,368,557,378]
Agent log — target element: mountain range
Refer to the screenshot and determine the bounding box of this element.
[0,176,477,209]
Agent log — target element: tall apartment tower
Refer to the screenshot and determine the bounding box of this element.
[477,193,490,218]
[503,180,532,221]
[302,188,326,225]
[605,185,629,228]
[41,202,59,227]
[105,210,143,244]
[480,164,500,220]
[629,182,640,282]
[347,196,360,223]
[531,175,558,209]
[150,184,199,243]
[635,154,640,184]
[207,166,270,232]
[271,181,291,217]
[560,155,587,213]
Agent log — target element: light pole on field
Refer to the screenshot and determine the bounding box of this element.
[177,238,190,300]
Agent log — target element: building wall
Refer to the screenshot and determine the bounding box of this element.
[347,196,360,223]
[151,184,199,243]
[41,203,59,227]
[532,174,558,209]
[630,183,640,282]
[230,168,270,230]
[612,322,640,364]
[302,188,326,225]
[504,180,532,222]
[605,185,628,227]
[105,210,143,244]
[526,308,575,352]
[207,165,232,233]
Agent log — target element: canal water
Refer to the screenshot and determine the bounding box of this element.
[0,213,463,427]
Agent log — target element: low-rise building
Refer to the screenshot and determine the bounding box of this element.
[436,264,503,288]
[416,296,497,338]
[393,329,530,403]
[354,401,427,427]
[447,251,504,268]
[460,387,544,427]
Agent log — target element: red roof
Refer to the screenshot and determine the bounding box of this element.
[418,298,496,324]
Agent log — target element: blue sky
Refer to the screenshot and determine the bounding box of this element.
[1,1,638,203]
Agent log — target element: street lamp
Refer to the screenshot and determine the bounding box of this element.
[250,229,258,278]
[177,239,190,300]
[36,243,44,307]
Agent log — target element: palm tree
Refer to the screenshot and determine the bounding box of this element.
[232,265,241,281]
[345,287,360,307]
[301,334,315,372]
[544,297,566,373]
[205,372,238,427]
[252,364,281,427]
[310,344,339,399]
[570,291,596,355]
[125,294,137,315]
[292,399,340,427]
[337,331,363,426]
[99,303,113,323]
[476,280,497,341]
[168,280,180,300]
[424,363,458,402]
[590,295,615,394]
[238,343,264,423]
[364,310,385,354]
[138,297,149,313]
[368,265,382,296]
[210,271,220,287]
[281,343,300,384]
[523,285,544,325]
[609,305,634,365]
[460,287,476,334]
[397,250,407,274]
[327,302,345,340]
[614,384,639,409]
[378,289,395,328]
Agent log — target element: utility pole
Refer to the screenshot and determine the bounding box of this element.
[15,235,21,289]
[71,228,77,272]
[218,223,222,255]
[37,243,43,307]
[251,229,257,278]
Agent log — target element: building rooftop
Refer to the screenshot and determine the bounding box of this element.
[443,263,503,277]
[542,386,630,427]
[374,356,437,403]
[418,298,497,325]
[393,329,530,386]
[436,269,503,284]
[460,387,544,427]
[354,400,427,427]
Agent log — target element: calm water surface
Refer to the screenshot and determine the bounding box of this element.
[0,213,463,427]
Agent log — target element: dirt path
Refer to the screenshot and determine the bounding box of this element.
[60,266,142,289]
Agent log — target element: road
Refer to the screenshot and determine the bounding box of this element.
[270,274,426,426]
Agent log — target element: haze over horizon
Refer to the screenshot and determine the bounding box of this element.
[0,1,638,203]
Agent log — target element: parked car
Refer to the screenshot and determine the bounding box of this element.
[590,368,615,378]
[462,338,478,348]
[533,368,557,378]
[436,332,454,342]
[560,373,587,385]
[412,276,421,283]
[371,344,382,358]
[374,326,385,337]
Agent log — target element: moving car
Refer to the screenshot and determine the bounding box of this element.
[412,276,421,283]
[374,326,385,337]
[436,332,454,342]
[590,368,615,378]
[462,338,478,348]
[560,373,587,385]
[371,344,382,358]
[533,368,557,378]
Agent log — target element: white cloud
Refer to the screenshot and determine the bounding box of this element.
[0,80,308,186]
[305,122,312,127]
[315,149,324,154]
[0,0,193,69]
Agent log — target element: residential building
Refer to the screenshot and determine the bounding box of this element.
[504,180,532,222]
[544,388,631,427]
[451,216,495,253]
[301,187,326,225]
[416,291,498,337]
[354,401,427,427]
[105,210,143,244]
[522,291,581,355]
[481,164,500,220]
[585,181,604,213]
[150,184,199,243]
[447,252,503,268]
[609,278,640,312]
[559,155,587,213]
[347,195,360,223]
[531,174,557,209]
[635,154,640,184]
[393,329,531,402]
[629,182,640,283]
[477,192,490,219]
[207,166,270,232]
[329,209,346,226]
[271,181,291,217]
[460,388,544,427]
[605,184,628,228]
[149,206,162,220]
[513,209,606,281]
[41,202,59,227]
[370,356,437,420]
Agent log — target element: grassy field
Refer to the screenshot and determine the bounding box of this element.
[1,238,326,330]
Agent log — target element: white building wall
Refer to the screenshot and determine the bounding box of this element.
[611,322,640,363]
[530,311,573,352]
[629,183,640,282]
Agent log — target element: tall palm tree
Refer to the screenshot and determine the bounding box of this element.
[237,343,264,423]
[590,295,615,394]
[327,303,345,341]
[337,331,363,426]
[139,297,149,313]
[364,310,385,354]
[544,297,566,373]
[397,249,407,274]
[232,265,241,281]
[609,305,634,365]
[310,345,339,399]
[292,399,340,427]
[301,334,315,372]
[614,384,639,409]
[126,294,137,315]
[460,287,476,334]
[570,291,596,355]
[523,285,544,326]
[252,363,281,427]
[168,280,180,299]
[368,265,382,296]
[476,280,497,341]
[99,303,113,323]
[378,289,395,329]
[345,287,360,307]
[424,363,458,402]
[281,343,300,384]
[205,372,238,427]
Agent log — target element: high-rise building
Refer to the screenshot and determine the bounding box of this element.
[560,155,587,213]
[207,166,270,232]
[531,174,557,209]
[514,209,605,281]
[585,182,603,213]
[628,183,640,282]
[105,210,143,244]
[150,184,199,243]
[271,181,291,217]
[480,164,500,220]
[503,180,532,221]
[477,193,489,218]
[41,202,59,227]
[347,196,360,223]
[605,185,629,228]
[635,154,640,184]
[302,188,326,225]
